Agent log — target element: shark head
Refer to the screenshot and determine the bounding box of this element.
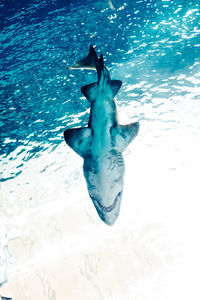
[83,150,125,226]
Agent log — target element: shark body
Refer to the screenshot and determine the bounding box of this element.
[64,46,139,225]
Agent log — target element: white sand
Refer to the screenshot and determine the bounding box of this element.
[1,115,200,300]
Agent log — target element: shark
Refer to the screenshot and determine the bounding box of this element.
[64,46,139,225]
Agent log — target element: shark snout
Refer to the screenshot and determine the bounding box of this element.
[91,191,122,226]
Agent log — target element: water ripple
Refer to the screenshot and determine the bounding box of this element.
[1,0,200,180]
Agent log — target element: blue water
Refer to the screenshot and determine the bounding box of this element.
[1,0,200,181]
[0,0,200,295]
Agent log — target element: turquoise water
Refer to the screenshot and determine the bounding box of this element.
[1,0,200,298]
[1,0,200,181]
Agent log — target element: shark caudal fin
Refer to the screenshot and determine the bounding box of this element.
[81,55,122,102]
[97,55,122,96]
[68,45,98,70]
[96,54,106,82]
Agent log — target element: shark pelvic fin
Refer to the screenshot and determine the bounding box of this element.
[81,51,122,101]
[110,80,122,97]
[68,45,98,70]
[81,79,122,102]
[64,127,92,157]
[111,122,140,152]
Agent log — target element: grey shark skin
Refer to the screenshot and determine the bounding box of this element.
[64,47,139,225]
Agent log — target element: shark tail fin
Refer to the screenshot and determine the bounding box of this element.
[97,54,104,81]
[68,45,98,70]
[97,54,109,82]
[97,55,122,97]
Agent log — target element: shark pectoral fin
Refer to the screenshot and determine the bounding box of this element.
[110,80,122,97]
[111,122,140,152]
[81,82,98,103]
[64,127,92,157]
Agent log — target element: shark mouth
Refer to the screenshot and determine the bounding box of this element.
[95,192,122,213]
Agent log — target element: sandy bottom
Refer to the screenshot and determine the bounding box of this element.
[1,136,200,300]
